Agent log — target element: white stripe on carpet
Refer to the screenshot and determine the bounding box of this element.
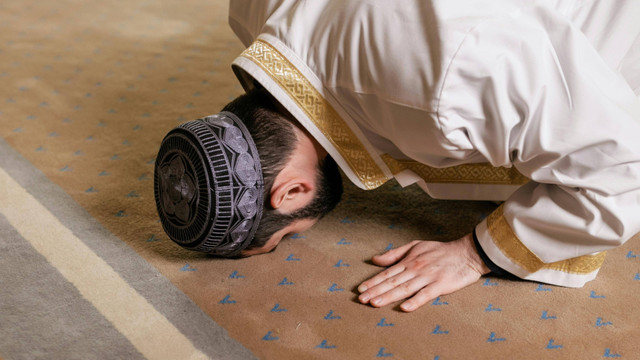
[0,168,208,360]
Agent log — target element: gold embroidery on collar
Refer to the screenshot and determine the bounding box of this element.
[486,204,606,274]
[382,154,529,185]
[239,40,389,189]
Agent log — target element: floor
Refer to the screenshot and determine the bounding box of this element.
[1,0,639,359]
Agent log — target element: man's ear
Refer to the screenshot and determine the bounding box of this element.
[270,178,314,213]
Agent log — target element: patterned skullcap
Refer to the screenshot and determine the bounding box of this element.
[153,111,264,256]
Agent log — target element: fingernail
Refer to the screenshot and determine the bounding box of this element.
[359,294,370,303]
[401,302,413,312]
[371,298,381,306]
[358,285,367,293]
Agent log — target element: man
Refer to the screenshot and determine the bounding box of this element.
[154,0,640,312]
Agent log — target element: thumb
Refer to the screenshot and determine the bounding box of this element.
[372,241,419,266]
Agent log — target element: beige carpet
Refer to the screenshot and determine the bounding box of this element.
[1,0,639,359]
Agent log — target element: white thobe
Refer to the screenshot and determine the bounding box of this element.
[228,0,640,287]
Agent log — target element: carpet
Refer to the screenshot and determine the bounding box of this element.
[1,0,639,359]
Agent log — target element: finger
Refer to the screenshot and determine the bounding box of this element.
[358,263,406,294]
[371,240,420,266]
[399,283,444,312]
[358,269,417,305]
[368,276,431,308]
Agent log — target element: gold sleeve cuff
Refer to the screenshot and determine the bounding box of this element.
[486,204,606,275]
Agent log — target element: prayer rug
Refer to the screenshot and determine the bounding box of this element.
[1,0,638,358]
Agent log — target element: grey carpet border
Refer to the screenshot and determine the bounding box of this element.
[0,212,146,360]
[0,136,256,360]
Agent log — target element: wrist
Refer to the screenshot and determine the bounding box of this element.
[462,233,491,275]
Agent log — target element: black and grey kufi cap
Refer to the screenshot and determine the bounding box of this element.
[153,111,264,257]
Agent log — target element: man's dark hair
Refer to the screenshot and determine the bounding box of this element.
[221,87,343,253]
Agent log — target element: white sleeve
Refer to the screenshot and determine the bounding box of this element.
[436,5,640,287]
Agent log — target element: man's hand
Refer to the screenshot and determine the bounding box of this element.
[357,233,490,312]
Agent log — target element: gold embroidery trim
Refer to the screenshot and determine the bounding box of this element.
[381,154,530,185]
[486,204,606,274]
[239,40,389,190]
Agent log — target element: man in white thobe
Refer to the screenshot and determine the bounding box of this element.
[227,0,640,311]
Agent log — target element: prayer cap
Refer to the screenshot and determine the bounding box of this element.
[153,111,264,256]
